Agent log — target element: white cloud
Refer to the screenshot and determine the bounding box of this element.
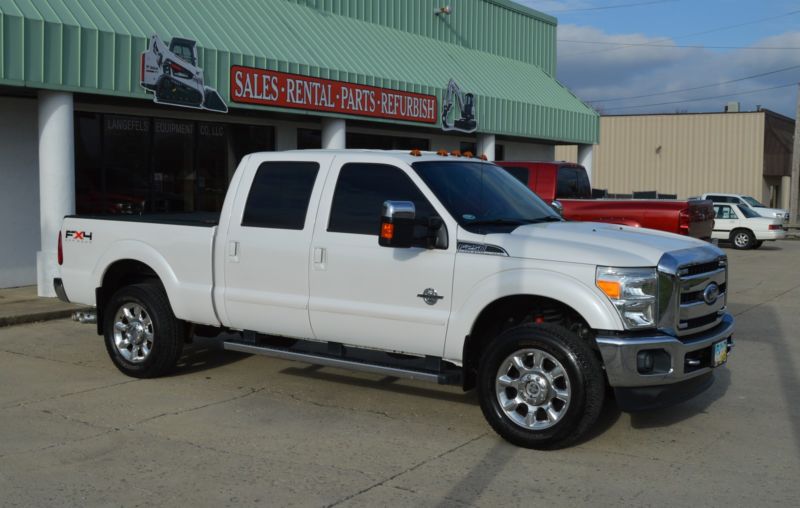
[555,25,800,117]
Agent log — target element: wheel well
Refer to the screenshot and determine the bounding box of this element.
[461,295,594,391]
[95,260,162,335]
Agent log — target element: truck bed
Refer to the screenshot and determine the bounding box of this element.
[64,212,220,227]
[59,213,220,327]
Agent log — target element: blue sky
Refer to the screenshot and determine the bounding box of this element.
[517,0,800,116]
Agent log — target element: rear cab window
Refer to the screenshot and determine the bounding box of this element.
[242,161,320,230]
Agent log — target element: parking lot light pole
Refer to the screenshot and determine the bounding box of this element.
[790,84,800,224]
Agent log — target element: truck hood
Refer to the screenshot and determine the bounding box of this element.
[485,221,719,267]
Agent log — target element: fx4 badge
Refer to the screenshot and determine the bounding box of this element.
[417,288,444,305]
[65,230,93,242]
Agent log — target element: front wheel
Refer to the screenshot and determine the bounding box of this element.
[731,229,755,249]
[103,283,183,378]
[477,324,604,449]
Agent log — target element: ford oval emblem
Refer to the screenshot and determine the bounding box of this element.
[703,283,720,305]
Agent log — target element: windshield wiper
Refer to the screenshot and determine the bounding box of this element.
[527,216,563,223]
[466,217,561,227]
[465,218,531,226]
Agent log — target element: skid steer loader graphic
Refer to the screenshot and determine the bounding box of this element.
[441,79,477,133]
[140,34,228,113]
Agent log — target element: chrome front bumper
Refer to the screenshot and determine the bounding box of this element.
[596,313,734,388]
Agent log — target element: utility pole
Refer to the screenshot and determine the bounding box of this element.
[790,84,800,224]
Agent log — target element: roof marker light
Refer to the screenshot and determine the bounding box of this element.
[436,149,449,156]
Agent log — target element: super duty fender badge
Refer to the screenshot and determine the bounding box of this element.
[417,288,444,306]
[65,230,93,242]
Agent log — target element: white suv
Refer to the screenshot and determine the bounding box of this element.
[700,193,789,223]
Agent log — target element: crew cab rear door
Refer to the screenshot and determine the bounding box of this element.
[308,156,457,357]
[219,153,330,338]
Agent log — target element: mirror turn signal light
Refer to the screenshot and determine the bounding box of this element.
[380,222,395,240]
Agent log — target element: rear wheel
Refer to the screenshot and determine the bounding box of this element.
[103,283,183,378]
[731,229,755,250]
[477,324,604,449]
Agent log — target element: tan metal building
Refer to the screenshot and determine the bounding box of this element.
[555,110,795,207]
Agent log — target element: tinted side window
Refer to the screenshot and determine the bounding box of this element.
[716,206,735,220]
[575,169,592,199]
[242,161,319,230]
[501,166,529,186]
[329,163,435,236]
[556,168,578,198]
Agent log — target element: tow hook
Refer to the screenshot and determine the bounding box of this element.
[72,311,97,324]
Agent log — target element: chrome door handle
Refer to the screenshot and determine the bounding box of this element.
[313,247,326,270]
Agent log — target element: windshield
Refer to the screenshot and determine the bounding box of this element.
[412,160,562,233]
[742,196,765,208]
[737,204,760,218]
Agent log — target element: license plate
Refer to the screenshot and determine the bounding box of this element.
[712,340,728,367]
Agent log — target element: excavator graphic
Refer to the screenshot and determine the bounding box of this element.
[140,34,228,113]
[441,79,477,133]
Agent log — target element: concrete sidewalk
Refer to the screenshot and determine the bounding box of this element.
[0,286,87,327]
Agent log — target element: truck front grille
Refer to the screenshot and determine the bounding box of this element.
[657,250,728,338]
[674,259,727,337]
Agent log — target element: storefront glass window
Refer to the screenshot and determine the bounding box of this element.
[152,118,194,212]
[103,115,150,214]
[197,123,229,212]
[74,114,274,215]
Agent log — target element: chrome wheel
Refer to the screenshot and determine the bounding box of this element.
[734,232,750,248]
[112,303,154,363]
[495,348,571,430]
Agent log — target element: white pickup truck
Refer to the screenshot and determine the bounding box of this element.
[56,150,734,449]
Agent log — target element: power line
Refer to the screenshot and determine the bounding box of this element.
[559,8,800,58]
[600,82,797,112]
[547,0,677,13]
[559,39,800,50]
[586,65,800,103]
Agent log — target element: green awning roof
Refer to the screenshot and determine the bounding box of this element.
[0,0,598,144]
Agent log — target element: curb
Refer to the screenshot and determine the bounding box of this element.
[0,309,79,328]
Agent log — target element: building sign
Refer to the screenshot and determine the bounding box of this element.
[230,65,437,124]
[441,79,477,133]
[141,34,228,113]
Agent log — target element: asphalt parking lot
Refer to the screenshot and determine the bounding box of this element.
[2,240,800,507]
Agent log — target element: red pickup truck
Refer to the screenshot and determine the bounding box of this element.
[499,161,715,240]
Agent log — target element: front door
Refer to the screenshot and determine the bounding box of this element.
[309,159,457,357]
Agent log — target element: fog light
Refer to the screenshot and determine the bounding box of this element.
[637,351,654,374]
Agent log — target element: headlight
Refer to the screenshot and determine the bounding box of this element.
[596,266,658,330]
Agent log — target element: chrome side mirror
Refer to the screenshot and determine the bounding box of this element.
[379,201,415,248]
[550,200,564,216]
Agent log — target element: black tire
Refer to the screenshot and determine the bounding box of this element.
[753,240,764,249]
[730,229,755,250]
[477,323,604,449]
[103,283,183,378]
